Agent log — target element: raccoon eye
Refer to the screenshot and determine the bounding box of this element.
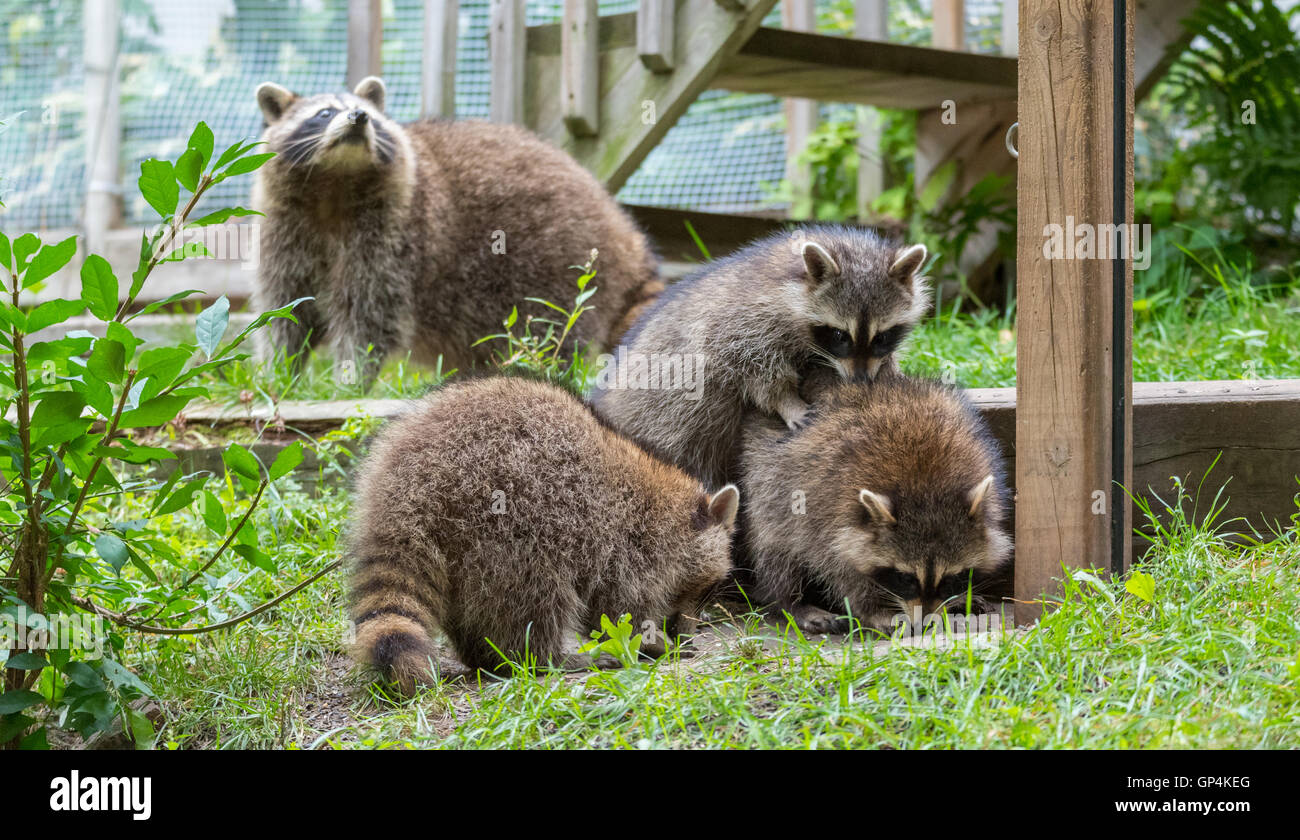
[315,108,336,121]
[869,325,905,357]
[812,325,853,357]
[876,569,920,599]
[938,572,975,599]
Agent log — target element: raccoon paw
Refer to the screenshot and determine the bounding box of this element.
[782,406,812,431]
[788,605,849,636]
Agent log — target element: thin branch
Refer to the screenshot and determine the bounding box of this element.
[71,559,341,636]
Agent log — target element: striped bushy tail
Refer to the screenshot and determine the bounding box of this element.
[349,555,440,695]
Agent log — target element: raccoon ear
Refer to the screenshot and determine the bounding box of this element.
[256,83,297,123]
[859,489,896,525]
[353,76,387,111]
[967,474,995,518]
[801,241,841,285]
[706,485,740,530]
[889,244,928,286]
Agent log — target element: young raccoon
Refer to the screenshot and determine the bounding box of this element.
[252,77,659,384]
[591,225,930,487]
[347,376,739,691]
[737,376,1012,635]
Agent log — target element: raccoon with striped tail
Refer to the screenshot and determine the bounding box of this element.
[347,376,739,691]
[252,76,660,386]
[590,225,930,488]
[737,375,1012,635]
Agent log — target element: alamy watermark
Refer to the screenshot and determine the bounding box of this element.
[593,348,707,401]
[147,221,260,271]
[1,607,105,658]
[1042,216,1152,270]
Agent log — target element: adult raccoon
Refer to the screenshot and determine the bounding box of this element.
[737,375,1012,635]
[252,77,659,385]
[347,376,739,692]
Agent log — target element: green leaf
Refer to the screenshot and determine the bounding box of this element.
[30,392,86,428]
[100,659,151,696]
[30,335,93,364]
[12,233,40,272]
[3,653,47,670]
[195,295,230,358]
[22,236,77,289]
[0,230,11,272]
[139,159,180,218]
[201,490,227,534]
[105,321,140,362]
[86,338,125,384]
[117,394,189,429]
[94,441,176,464]
[268,441,304,481]
[213,139,256,170]
[188,121,214,169]
[155,476,207,516]
[95,533,129,573]
[32,418,92,450]
[71,372,114,418]
[221,152,275,177]
[0,690,43,715]
[24,298,86,334]
[1126,571,1156,604]
[175,148,202,193]
[131,289,205,321]
[136,346,194,401]
[233,543,275,574]
[189,207,261,227]
[79,254,119,320]
[222,443,261,480]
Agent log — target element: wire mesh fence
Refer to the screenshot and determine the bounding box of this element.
[0,0,1009,231]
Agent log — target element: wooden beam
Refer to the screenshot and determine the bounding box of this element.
[83,0,122,259]
[346,0,383,88]
[525,0,781,191]
[420,0,459,118]
[490,0,525,124]
[637,0,676,72]
[1015,0,1134,620]
[932,0,965,50]
[562,0,600,136]
[712,28,1017,109]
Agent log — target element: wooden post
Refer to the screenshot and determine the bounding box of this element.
[563,0,600,136]
[854,0,888,222]
[346,0,383,89]
[782,0,818,219]
[421,0,459,118]
[490,0,525,123]
[932,0,965,49]
[84,0,122,259]
[638,0,677,72]
[1014,0,1134,621]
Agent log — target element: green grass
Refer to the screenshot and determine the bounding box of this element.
[115,468,1300,749]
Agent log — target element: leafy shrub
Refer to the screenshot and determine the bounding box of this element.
[0,122,312,749]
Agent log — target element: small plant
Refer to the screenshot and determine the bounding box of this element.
[0,121,313,749]
[579,613,643,667]
[473,248,602,392]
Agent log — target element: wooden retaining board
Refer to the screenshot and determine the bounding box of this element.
[182,379,1300,550]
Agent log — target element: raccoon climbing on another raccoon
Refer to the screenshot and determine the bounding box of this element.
[347,376,739,692]
[252,77,659,385]
[737,375,1012,636]
[591,225,930,487]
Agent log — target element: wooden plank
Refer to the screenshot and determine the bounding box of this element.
[637,0,676,72]
[525,0,782,191]
[490,0,526,124]
[420,0,460,118]
[346,0,383,88]
[1014,0,1134,621]
[83,0,122,258]
[712,28,1017,109]
[782,0,818,219]
[932,0,965,50]
[562,0,600,136]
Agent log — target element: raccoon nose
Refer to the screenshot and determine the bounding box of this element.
[347,109,369,126]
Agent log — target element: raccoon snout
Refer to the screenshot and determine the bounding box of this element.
[347,109,369,126]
